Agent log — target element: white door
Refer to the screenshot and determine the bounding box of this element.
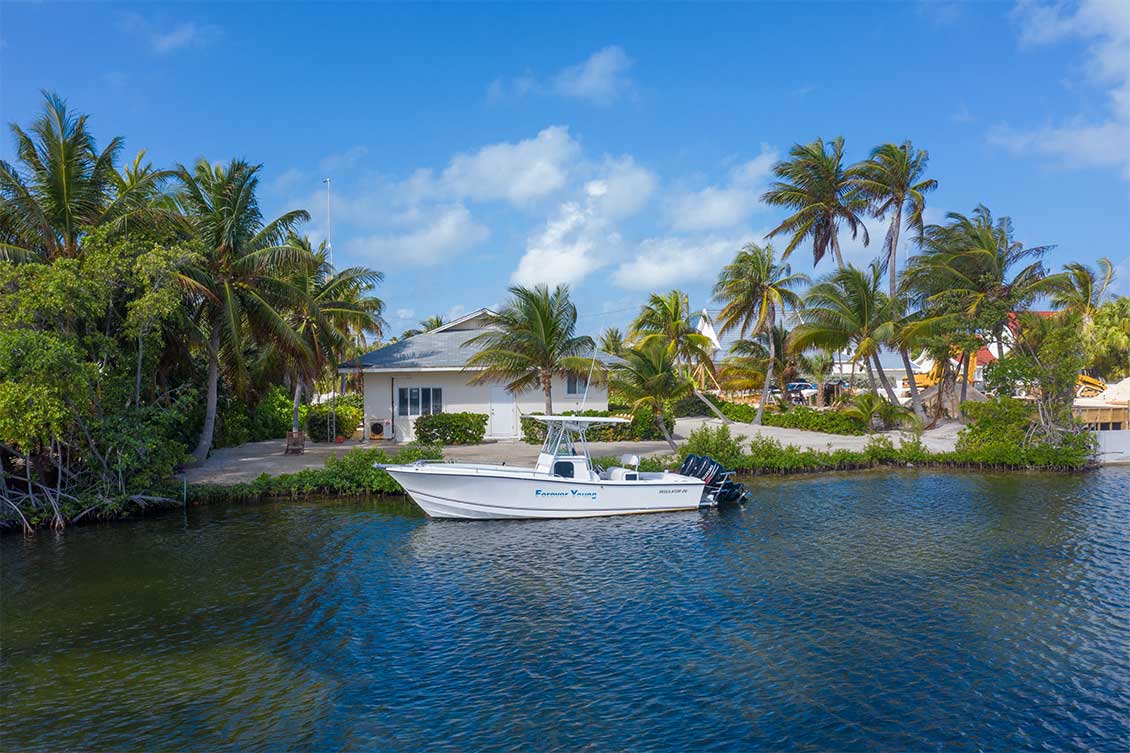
[488,385,517,437]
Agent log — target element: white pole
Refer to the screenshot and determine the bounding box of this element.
[322,177,333,268]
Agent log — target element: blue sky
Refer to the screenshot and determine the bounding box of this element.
[3,1,1128,339]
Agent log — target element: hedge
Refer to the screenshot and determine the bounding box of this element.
[414,412,488,445]
[306,396,364,442]
[520,409,675,444]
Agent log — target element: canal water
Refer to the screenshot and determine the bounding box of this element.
[3,468,1129,752]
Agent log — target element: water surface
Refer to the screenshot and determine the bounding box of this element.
[3,468,1129,752]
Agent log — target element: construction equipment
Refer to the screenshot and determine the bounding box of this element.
[1077,373,1107,398]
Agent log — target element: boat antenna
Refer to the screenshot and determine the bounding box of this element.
[579,349,599,410]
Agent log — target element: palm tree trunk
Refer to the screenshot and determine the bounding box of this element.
[888,204,903,298]
[831,233,845,269]
[755,328,775,426]
[872,354,900,404]
[863,356,878,396]
[900,347,925,419]
[192,321,222,463]
[134,331,144,408]
[656,410,678,453]
[693,389,730,423]
[816,376,825,408]
[292,377,303,433]
[960,351,972,404]
[542,372,553,415]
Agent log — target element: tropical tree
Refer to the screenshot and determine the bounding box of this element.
[464,284,594,415]
[611,339,693,452]
[0,91,172,262]
[762,136,870,270]
[853,141,937,297]
[713,243,808,424]
[905,205,1054,364]
[1050,257,1114,328]
[175,158,313,462]
[790,263,901,404]
[282,233,384,431]
[796,349,836,408]
[1090,297,1130,380]
[400,314,446,339]
[599,326,626,357]
[629,290,715,367]
[721,325,796,395]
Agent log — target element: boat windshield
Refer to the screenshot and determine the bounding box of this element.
[541,422,586,458]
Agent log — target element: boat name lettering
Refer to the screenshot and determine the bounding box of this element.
[535,489,598,499]
[659,488,688,494]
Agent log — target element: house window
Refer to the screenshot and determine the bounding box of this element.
[398,387,442,417]
[566,374,587,396]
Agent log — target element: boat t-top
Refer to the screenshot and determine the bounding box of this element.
[380,415,748,520]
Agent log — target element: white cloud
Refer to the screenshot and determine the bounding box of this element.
[553,46,634,105]
[995,0,1130,176]
[612,234,754,291]
[511,198,615,288]
[395,308,416,321]
[346,205,489,265]
[320,146,369,173]
[119,14,222,54]
[488,46,634,105]
[439,126,581,205]
[585,155,656,219]
[668,145,778,231]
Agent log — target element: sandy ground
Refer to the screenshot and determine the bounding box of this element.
[182,417,963,486]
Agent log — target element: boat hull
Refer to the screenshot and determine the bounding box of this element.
[384,465,706,519]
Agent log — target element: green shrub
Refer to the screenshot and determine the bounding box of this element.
[215,400,252,448]
[957,397,1094,467]
[520,409,675,444]
[679,424,746,470]
[250,385,302,441]
[762,406,867,435]
[414,412,488,444]
[306,397,364,442]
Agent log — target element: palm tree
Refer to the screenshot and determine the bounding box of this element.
[175,158,312,462]
[853,141,937,297]
[797,349,836,407]
[1050,257,1114,326]
[464,284,594,415]
[284,233,384,431]
[721,325,796,395]
[905,205,1055,365]
[713,243,808,424]
[629,290,716,368]
[400,314,446,339]
[762,136,870,270]
[790,263,901,405]
[599,327,626,356]
[0,91,172,262]
[611,339,693,452]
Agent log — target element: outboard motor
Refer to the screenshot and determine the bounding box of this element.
[678,454,751,508]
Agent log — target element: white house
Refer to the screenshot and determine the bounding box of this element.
[340,308,612,442]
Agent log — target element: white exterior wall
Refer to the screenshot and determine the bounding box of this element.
[361,371,609,442]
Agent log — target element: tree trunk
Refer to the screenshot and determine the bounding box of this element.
[815,375,825,408]
[542,372,553,415]
[191,321,222,464]
[292,377,303,433]
[959,351,972,405]
[755,324,775,426]
[900,347,925,420]
[938,364,960,420]
[693,389,730,423]
[831,233,845,269]
[863,356,878,396]
[133,331,145,408]
[656,410,678,453]
[873,353,900,404]
[888,203,903,299]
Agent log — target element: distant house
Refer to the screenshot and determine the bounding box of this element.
[340,308,613,442]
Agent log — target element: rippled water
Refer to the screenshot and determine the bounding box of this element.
[3,468,1129,752]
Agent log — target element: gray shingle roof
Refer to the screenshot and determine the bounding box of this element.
[345,329,619,371]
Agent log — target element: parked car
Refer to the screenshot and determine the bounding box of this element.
[786,381,819,399]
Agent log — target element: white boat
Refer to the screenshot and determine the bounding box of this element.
[380,415,742,520]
